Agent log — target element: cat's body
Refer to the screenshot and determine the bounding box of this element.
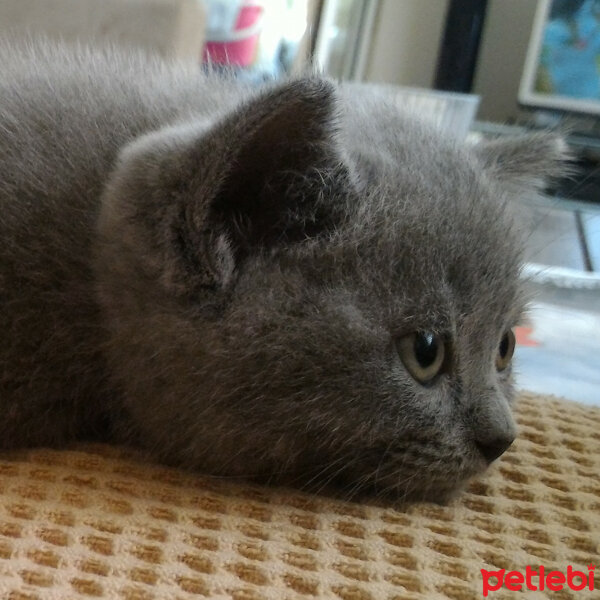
[0,43,246,445]
[0,41,566,501]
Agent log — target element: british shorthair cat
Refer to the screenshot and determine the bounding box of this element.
[0,42,567,501]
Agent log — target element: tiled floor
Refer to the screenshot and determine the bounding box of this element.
[512,194,600,406]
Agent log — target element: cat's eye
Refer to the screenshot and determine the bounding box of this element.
[495,329,516,371]
[396,332,445,385]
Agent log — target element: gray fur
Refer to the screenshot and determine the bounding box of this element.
[0,41,567,502]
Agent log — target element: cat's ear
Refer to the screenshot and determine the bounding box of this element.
[474,132,571,191]
[195,78,348,259]
[111,78,351,294]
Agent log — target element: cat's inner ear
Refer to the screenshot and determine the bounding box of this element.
[197,78,348,263]
[474,132,571,192]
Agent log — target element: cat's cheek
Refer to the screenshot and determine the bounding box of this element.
[496,367,517,406]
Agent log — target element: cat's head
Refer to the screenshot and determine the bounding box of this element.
[96,78,567,502]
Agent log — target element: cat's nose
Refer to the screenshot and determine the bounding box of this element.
[476,435,514,464]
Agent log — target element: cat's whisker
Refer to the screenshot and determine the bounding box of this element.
[306,455,359,497]
[299,454,349,488]
[338,470,371,502]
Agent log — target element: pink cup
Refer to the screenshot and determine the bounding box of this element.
[203,3,264,67]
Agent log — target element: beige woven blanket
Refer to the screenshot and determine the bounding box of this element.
[0,392,598,600]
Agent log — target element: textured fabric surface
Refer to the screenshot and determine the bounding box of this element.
[0,392,598,600]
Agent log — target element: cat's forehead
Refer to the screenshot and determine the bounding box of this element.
[273,96,528,328]
[342,112,523,299]
[305,152,526,329]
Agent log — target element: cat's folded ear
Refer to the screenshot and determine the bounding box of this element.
[107,78,351,294]
[474,131,572,192]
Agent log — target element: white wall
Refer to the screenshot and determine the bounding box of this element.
[473,0,539,122]
[362,0,540,123]
[363,0,449,88]
[0,0,206,59]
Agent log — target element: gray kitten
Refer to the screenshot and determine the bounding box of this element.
[0,42,566,502]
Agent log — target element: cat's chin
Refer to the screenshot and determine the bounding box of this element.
[323,481,468,506]
[365,480,469,506]
[407,483,468,506]
[265,467,474,506]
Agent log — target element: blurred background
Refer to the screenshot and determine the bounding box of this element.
[0,0,598,403]
[0,0,566,121]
